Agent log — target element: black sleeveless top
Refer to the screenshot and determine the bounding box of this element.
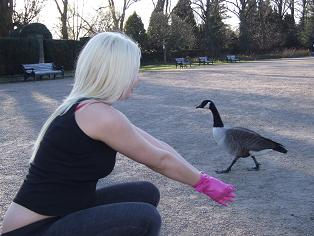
[13,99,117,216]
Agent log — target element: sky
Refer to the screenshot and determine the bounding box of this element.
[17,0,239,39]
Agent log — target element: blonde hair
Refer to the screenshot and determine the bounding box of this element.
[30,32,141,162]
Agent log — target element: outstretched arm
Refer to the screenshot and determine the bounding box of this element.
[133,125,236,206]
[75,103,235,205]
[132,125,190,164]
[76,103,200,186]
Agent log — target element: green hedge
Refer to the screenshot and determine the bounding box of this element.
[0,38,39,75]
[44,39,80,70]
[0,38,84,75]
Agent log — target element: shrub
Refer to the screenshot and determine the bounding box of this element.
[0,38,83,75]
[10,23,52,39]
[0,38,39,75]
[44,39,80,70]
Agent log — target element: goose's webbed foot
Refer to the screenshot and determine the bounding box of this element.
[215,168,231,174]
[215,157,240,174]
[247,165,260,171]
[248,156,261,171]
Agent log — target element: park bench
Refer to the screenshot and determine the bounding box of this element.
[225,55,240,63]
[175,57,192,68]
[198,56,214,65]
[21,63,64,81]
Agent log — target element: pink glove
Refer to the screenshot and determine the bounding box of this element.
[193,172,236,206]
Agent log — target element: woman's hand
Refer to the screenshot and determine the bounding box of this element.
[193,173,236,206]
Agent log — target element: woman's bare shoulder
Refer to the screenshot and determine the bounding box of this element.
[75,101,130,140]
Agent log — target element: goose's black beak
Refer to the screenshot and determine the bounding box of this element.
[196,100,211,109]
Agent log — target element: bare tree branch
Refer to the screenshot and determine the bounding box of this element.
[106,0,141,31]
[12,0,47,27]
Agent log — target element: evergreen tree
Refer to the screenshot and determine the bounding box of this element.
[283,14,299,48]
[199,0,228,56]
[224,27,238,53]
[124,12,147,49]
[238,0,258,53]
[167,14,196,50]
[254,0,283,52]
[172,0,198,36]
[147,10,169,50]
[299,1,314,49]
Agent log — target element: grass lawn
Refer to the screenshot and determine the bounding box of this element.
[140,64,177,71]
[0,61,243,83]
[140,60,238,71]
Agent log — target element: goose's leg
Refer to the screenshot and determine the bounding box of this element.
[216,156,240,174]
[248,155,260,171]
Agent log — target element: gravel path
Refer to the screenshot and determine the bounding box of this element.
[1,57,314,235]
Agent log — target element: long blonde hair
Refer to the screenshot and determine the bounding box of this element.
[30,32,141,162]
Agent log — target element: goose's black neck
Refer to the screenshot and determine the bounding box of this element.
[209,103,224,127]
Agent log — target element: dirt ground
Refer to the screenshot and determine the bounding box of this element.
[1,57,314,235]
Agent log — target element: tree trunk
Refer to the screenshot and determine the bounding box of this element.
[290,0,294,19]
[163,41,167,63]
[61,13,68,39]
[0,0,13,37]
[54,0,69,39]
[61,0,68,39]
[155,0,165,12]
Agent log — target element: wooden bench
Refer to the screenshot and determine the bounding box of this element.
[198,56,214,65]
[175,57,192,68]
[225,55,240,63]
[21,63,64,80]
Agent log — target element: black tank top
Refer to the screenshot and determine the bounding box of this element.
[13,99,117,216]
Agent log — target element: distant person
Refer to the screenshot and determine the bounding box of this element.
[1,32,236,236]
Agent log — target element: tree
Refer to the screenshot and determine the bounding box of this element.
[298,0,308,31]
[107,0,141,31]
[308,1,314,47]
[12,0,46,28]
[192,0,228,55]
[147,0,175,62]
[168,14,196,50]
[0,0,46,37]
[254,0,283,52]
[66,0,90,40]
[124,12,147,49]
[271,0,290,19]
[54,0,69,39]
[0,0,13,37]
[147,11,169,50]
[299,0,314,48]
[172,0,197,29]
[223,26,238,52]
[152,0,173,13]
[153,0,166,11]
[56,0,113,38]
[226,0,259,53]
[80,10,113,35]
[283,13,299,47]
[172,0,198,43]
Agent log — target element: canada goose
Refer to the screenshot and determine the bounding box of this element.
[196,100,287,173]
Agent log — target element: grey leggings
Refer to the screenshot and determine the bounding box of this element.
[2,181,161,236]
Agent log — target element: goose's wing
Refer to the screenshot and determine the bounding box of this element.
[225,127,277,152]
